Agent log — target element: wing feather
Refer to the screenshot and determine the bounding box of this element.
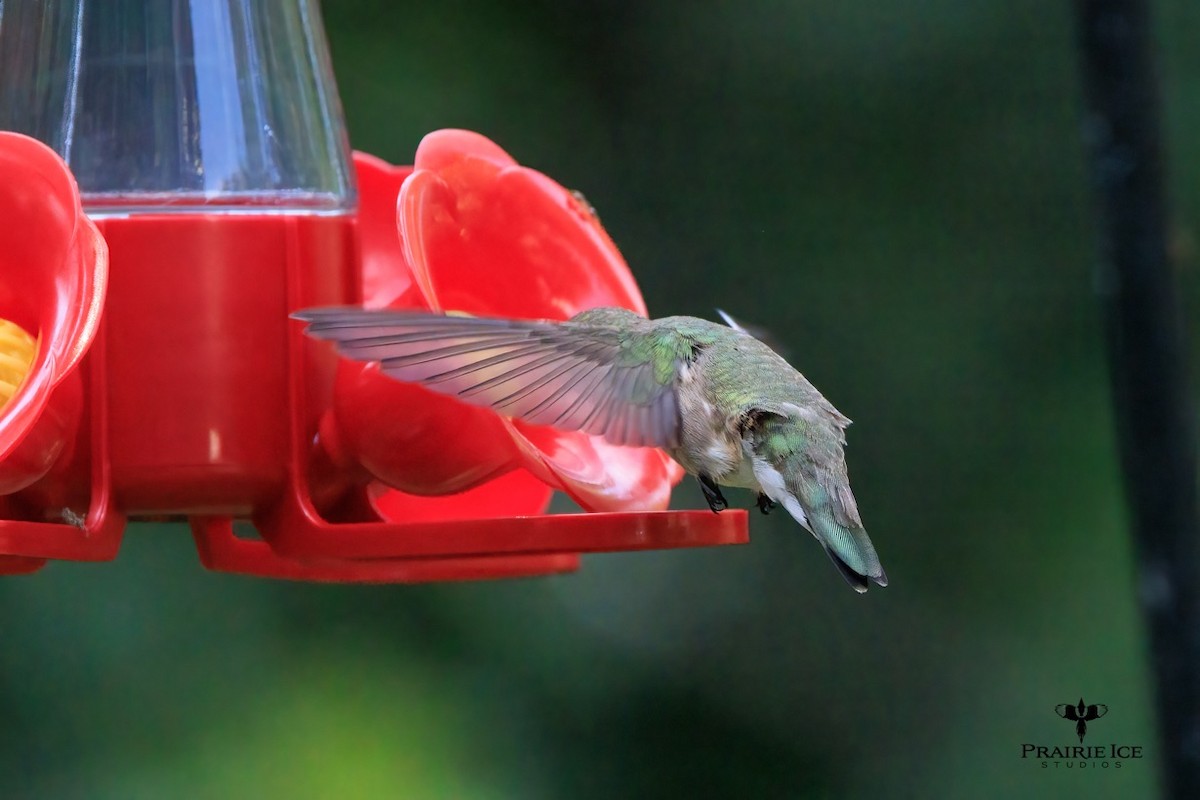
[553,364,612,429]
[496,356,588,417]
[295,308,684,448]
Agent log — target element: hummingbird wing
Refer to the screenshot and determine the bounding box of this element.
[715,309,791,360]
[294,308,686,448]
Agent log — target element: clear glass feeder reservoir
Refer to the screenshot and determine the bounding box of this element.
[0,0,355,214]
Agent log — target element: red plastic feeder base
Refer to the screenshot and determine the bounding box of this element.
[0,555,46,575]
[190,507,748,583]
[190,517,584,583]
[0,146,753,583]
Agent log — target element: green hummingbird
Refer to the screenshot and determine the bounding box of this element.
[294,306,887,592]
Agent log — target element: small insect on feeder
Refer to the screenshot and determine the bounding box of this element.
[0,0,746,581]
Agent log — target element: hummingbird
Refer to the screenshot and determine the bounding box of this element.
[294,306,887,592]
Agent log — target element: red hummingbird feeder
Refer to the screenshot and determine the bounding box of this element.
[0,0,746,581]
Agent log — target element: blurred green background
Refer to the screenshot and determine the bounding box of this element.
[6,0,1200,797]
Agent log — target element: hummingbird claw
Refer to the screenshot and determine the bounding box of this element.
[756,493,776,515]
[697,475,728,513]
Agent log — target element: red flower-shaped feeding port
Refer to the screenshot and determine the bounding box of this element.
[332,130,684,522]
[0,133,122,575]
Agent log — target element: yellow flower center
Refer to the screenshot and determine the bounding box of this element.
[0,319,37,411]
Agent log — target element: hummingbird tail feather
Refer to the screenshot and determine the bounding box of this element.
[823,545,870,593]
[750,451,887,591]
[807,504,888,591]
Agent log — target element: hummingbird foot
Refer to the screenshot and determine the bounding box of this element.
[756,493,776,515]
[697,475,728,513]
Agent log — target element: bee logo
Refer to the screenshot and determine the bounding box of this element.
[1055,697,1108,742]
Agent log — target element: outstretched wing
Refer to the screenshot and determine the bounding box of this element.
[1085,703,1108,721]
[294,308,684,448]
[1055,704,1080,721]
